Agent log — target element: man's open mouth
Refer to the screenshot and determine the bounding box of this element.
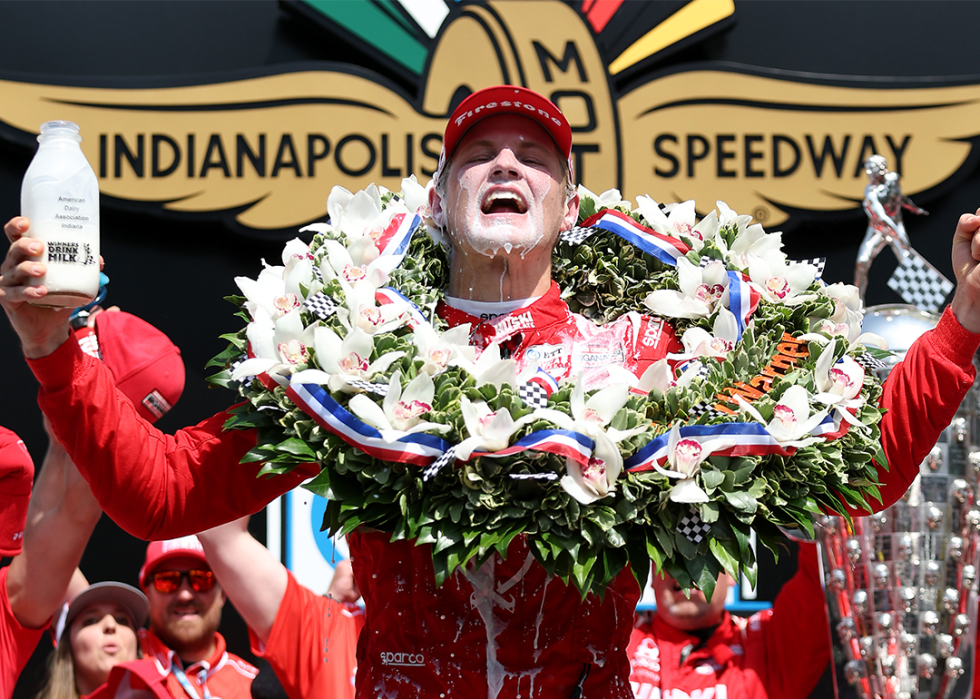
[481,190,528,215]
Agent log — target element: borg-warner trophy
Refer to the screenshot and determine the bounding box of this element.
[818,156,978,699]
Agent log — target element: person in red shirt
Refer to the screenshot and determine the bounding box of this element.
[1,305,184,699]
[0,421,102,699]
[3,86,980,697]
[197,517,364,699]
[130,536,259,698]
[628,542,827,699]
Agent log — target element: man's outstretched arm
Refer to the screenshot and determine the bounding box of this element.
[6,420,102,629]
[197,516,288,644]
[1,217,313,540]
[874,209,980,510]
[198,516,363,699]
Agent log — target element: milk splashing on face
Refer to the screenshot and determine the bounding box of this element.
[452,167,551,258]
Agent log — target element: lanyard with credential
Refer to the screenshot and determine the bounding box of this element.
[171,661,213,699]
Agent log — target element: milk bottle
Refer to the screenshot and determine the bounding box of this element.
[21,121,100,307]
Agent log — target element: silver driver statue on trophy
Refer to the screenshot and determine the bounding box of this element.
[855,155,952,312]
[818,156,978,699]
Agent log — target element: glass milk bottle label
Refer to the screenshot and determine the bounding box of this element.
[21,121,101,308]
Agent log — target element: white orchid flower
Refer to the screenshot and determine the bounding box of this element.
[232,309,316,382]
[320,237,401,289]
[635,197,706,247]
[712,202,782,271]
[400,175,431,216]
[637,359,702,394]
[326,186,353,230]
[677,308,739,359]
[300,325,405,393]
[327,184,388,239]
[747,249,817,306]
[576,184,632,210]
[236,267,297,321]
[454,397,539,461]
[652,424,734,503]
[339,280,410,336]
[536,381,645,505]
[235,240,316,322]
[281,238,313,273]
[800,283,887,351]
[560,431,627,504]
[412,323,476,376]
[715,200,753,228]
[643,258,730,319]
[811,343,868,429]
[456,343,517,390]
[348,370,450,442]
[735,385,829,448]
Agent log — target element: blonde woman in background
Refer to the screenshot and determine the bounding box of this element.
[35,582,147,699]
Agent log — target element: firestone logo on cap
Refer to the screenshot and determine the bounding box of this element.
[161,535,204,554]
[452,98,564,130]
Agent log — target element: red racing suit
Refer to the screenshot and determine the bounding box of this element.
[26,283,980,699]
[627,543,828,699]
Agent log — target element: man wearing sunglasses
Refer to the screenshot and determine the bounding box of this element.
[133,536,257,699]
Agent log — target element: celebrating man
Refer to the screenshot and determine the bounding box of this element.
[3,85,980,698]
[96,536,257,698]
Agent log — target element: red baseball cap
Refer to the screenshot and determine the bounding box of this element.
[438,85,573,175]
[139,536,209,588]
[92,311,185,423]
[0,428,33,557]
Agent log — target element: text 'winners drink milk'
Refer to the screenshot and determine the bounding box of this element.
[21,120,100,308]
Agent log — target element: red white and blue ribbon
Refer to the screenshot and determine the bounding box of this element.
[287,382,450,467]
[288,381,596,469]
[624,414,846,473]
[581,210,691,267]
[376,212,422,264]
[523,366,559,395]
[375,286,431,330]
[726,270,761,339]
[470,429,594,466]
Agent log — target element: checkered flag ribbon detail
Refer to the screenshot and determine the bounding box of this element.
[687,361,710,382]
[790,257,826,281]
[887,251,954,313]
[305,291,339,320]
[229,359,254,384]
[676,510,712,544]
[688,401,722,421]
[518,382,550,410]
[423,446,456,481]
[311,263,324,283]
[510,472,559,481]
[698,256,715,268]
[560,226,599,246]
[344,379,389,397]
[853,352,886,372]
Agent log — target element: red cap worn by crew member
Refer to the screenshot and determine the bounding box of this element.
[77,311,185,423]
[0,428,33,557]
[138,535,209,588]
[438,85,574,176]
